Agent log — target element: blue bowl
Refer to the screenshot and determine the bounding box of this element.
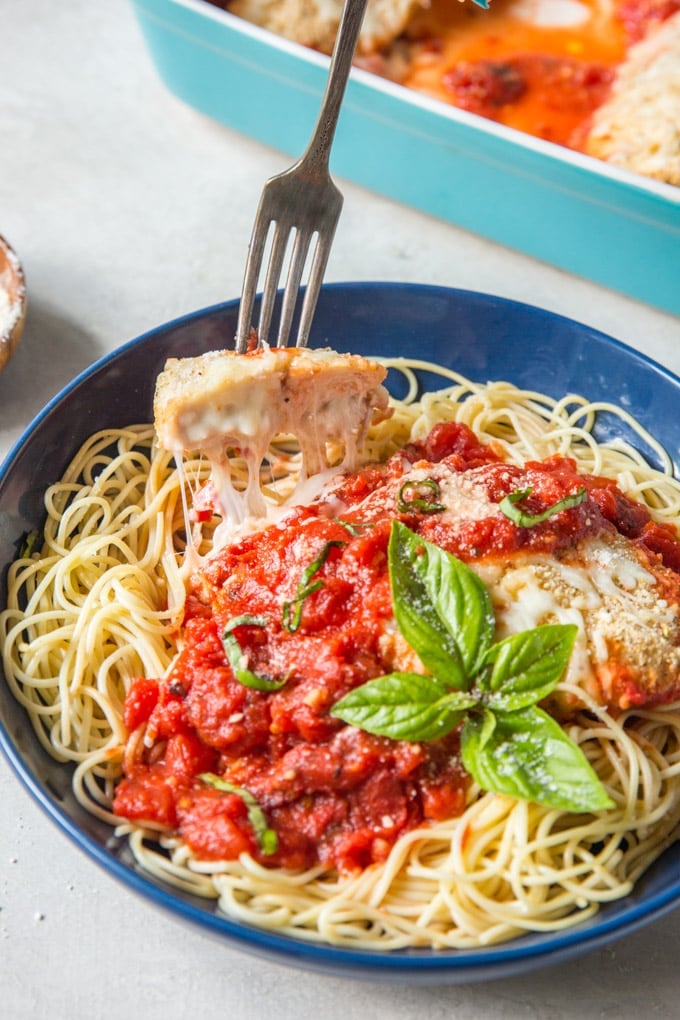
[1,283,679,983]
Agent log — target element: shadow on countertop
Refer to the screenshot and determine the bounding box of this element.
[0,298,102,439]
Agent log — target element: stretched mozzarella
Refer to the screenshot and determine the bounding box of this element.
[154,346,391,529]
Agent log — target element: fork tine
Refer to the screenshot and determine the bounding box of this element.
[235,214,270,353]
[235,260,259,354]
[258,222,289,346]
[296,227,337,348]
[277,228,313,348]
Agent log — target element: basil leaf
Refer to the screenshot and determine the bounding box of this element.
[331,672,478,742]
[222,615,287,692]
[282,580,323,633]
[199,772,278,855]
[336,519,363,536]
[479,624,578,711]
[389,522,494,686]
[330,520,609,816]
[499,486,587,528]
[19,529,39,558]
[397,478,446,514]
[282,540,345,633]
[461,706,614,812]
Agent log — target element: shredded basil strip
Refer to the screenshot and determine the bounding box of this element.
[222,615,287,691]
[336,519,373,536]
[199,773,278,855]
[331,521,613,814]
[397,478,446,514]
[282,540,345,633]
[19,530,39,558]
[499,486,587,527]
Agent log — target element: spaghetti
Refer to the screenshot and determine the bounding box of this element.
[2,357,680,949]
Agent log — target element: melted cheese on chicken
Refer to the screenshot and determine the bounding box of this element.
[154,346,391,525]
[476,533,680,711]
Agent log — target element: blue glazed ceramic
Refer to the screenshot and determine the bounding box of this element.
[1,283,679,982]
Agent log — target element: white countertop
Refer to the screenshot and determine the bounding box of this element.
[1,2,679,1017]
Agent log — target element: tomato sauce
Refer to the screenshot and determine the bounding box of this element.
[618,0,680,39]
[114,422,680,872]
[393,0,679,148]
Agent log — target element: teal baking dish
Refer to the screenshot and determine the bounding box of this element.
[131,0,680,315]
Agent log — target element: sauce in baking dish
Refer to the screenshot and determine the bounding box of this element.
[219,0,680,157]
[390,0,628,147]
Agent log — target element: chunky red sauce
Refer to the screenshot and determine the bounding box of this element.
[379,0,679,149]
[114,422,680,872]
[441,55,614,145]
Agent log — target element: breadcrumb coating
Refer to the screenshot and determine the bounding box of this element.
[584,12,680,185]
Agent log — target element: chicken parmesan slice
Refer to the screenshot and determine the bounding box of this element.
[153,345,391,524]
[584,11,680,186]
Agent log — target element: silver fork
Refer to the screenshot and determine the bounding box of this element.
[235,0,369,353]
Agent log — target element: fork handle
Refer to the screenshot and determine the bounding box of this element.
[298,0,369,176]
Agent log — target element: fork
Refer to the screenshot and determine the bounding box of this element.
[235,0,369,353]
